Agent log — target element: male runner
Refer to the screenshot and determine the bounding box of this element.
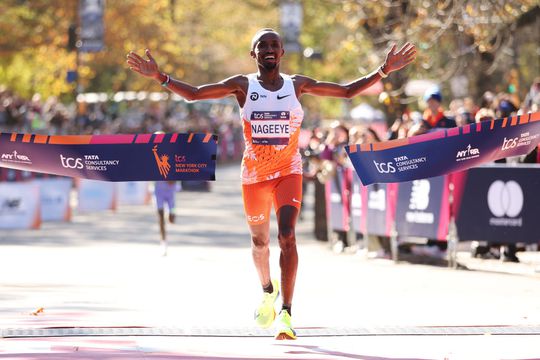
[127,28,416,339]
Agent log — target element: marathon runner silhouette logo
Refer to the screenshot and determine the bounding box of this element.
[152,145,171,179]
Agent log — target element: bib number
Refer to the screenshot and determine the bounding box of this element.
[250,111,290,145]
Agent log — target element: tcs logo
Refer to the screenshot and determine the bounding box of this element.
[60,154,83,169]
[247,213,265,223]
[373,160,396,174]
[501,137,518,151]
[487,180,523,217]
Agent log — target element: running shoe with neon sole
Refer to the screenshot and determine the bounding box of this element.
[274,309,297,340]
[254,279,279,328]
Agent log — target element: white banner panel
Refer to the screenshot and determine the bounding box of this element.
[34,178,73,222]
[117,182,151,206]
[0,182,41,229]
[77,179,116,213]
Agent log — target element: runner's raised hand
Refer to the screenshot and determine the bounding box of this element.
[126,49,160,79]
[382,42,417,74]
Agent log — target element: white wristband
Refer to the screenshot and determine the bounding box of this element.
[160,74,171,87]
[377,66,388,79]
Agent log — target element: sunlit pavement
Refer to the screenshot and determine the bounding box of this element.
[2,334,540,359]
[1,164,540,359]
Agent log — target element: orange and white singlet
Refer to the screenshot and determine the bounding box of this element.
[240,73,304,185]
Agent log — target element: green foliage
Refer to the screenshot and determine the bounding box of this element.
[0,0,537,119]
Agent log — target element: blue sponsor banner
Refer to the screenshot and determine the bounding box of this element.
[0,133,217,182]
[346,112,540,185]
[79,0,105,52]
[456,165,540,244]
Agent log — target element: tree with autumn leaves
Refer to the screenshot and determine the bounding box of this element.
[0,0,538,123]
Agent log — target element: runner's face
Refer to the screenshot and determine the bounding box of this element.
[251,32,284,70]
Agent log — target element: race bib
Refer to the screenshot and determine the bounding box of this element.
[250,111,290,145]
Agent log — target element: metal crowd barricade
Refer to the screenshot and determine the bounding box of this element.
[330,164,540,268]
[325,165,352,245]
[346,165,399,257]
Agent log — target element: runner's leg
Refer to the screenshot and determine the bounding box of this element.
[244,181,279,328]
[242,181,273,288]
[157,209,166,241]
[273,175,302,312]
[155,190,166,241]
[167,189,175,224]
[276,205,298,311]
[249,222,271,288]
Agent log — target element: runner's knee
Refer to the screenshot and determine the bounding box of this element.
[251,233,269,249]
[278,227,296,249]
[278,225,295,240]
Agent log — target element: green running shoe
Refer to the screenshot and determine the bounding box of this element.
[254,279,279,328]
[274,309,297,340]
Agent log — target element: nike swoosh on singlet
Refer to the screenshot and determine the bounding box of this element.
[277,94,291,100]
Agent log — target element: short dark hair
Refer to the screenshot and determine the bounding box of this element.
[251,28,281,50]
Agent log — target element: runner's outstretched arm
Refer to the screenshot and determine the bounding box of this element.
[126,49,246,101]
[296,43,417,98]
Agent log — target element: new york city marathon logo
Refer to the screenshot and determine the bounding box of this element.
[152,145,171,179]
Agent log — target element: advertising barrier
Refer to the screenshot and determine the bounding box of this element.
[117,182,151,206]
[0,182,41,229]
[346,112,540,185]
[328,164,539,265]
[395,176,450,240]
[0,132,217,182]
[77,179,116,213]
[350,169,365,235]
[347,167,398,238]
[325,166,351,232]
[365,182,398,237]
[456,165,540,245]
[34,178,73,222]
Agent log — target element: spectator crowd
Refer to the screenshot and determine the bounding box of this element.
[299,78,540,261]
[2,77,540,262]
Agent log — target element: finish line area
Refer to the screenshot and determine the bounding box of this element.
[3,324,540,338]
[2,165,540,359]
[1,326,540,360]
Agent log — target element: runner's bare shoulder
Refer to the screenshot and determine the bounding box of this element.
[221,75,249,105]
[289,74,314,97]
[221,74,249,92]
